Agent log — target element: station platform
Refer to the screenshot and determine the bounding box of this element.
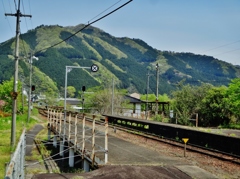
[33,130,217,179]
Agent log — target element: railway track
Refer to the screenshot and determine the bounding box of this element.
[37,107,240,165]
[110,124,240,165]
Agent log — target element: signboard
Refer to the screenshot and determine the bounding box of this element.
[182,138,189,144]
[91,64,99,72]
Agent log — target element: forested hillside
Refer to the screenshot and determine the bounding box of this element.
[0,24,239,97]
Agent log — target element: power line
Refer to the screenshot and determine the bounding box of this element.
[1,0,14,37]
[20,32,28,57]
[28,0,34,29]
[87,0,122,23]
[21,0,29,31]
[202,40,240,53]
[7,0,13,13]
[13,0,17,11]
[214,48,240,56]
[34,0,133,55]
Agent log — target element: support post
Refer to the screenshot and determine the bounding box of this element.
[105,116,108,164]
[56,110,60,133]
[92,115,96,167]
[111,78,114,115]
[83,159,90,172]
[47,109,51,140]
[20,130,26,179]
[5,0,32,148]
[68,112,71,141]
[82,114,86,159]
[74,113,78,151]
[59,110,62,134]
[27,54,32,123]
[53,135,57,148]
[196,113,198,127]
[5,0,31,147]
[69,148,74,167]
[53,110,56,131]
[156,63,159,115]
[59,141,64,157]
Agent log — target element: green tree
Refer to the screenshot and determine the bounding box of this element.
[200,86,230,126]
[67,86,76,98]
[171,83,212,125]
[0,78,23,113]
[83,87,127,115]
[226,78,240,120]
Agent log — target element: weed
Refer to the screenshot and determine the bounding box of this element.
[229,133,236,137]
[1,113,39,178]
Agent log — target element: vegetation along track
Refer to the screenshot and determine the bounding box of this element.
[37,107,240,165]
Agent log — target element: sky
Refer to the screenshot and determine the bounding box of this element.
[1,0,240,65]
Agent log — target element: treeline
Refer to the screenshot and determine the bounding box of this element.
[171,78,240,127]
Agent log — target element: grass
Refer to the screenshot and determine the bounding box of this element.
[219,123,240,130]
[0,107,39,178]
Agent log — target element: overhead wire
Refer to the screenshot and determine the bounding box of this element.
[214,47,240,57]
[28,0,34,29]
[7,0,13,13]
[1,0,14,38]
[34,0,133,55]
[87,0,122,23]
[19,33,29,58]
[200,39,240,58]
[202,40,240,53]
[13,0,17,11]
[19,0,31,58]
[21,0,29,31]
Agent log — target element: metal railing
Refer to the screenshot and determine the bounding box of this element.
[5,129,25,179]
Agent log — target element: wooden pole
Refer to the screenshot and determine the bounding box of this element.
[68,112,71,141]
[92,115,96,167]
[74,113,78,151]
[105,116,108,164]
[196,113,198,127]
[82,114,86,159]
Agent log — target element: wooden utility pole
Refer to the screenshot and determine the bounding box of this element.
[5,0,31,147]
[156,63,159,115]
[145,72,152,120]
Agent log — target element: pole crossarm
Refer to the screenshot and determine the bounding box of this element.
[5,13,32,18]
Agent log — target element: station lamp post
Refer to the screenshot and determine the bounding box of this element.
[63,65,98,143]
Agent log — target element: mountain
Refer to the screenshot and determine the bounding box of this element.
[0,24,239,97]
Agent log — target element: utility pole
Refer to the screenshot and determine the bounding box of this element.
[5,0,31,147]
[156,63,159,115]
[27,54,38,123]
[111,78,114,115]
[27,54,33,123]
[145,72,152,120]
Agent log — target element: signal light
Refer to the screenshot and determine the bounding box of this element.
[31,85,35,91]
[82,86,86,92]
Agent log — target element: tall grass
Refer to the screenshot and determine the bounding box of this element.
[0,109,39,178]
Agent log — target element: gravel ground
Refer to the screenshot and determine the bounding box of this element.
[109,128,240,179]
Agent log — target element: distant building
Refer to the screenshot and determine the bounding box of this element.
[59,98,82,112]
[124,93,170,119]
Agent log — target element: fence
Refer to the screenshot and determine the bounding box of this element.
[47,108,108,170]
[5,129,26,179]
